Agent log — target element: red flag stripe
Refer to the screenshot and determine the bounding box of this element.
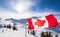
[45,14,58,28]
[27,18,34,30]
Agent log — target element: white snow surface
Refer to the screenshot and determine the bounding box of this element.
[0,28,35,37]
[0,19,60,37]
[0,27,60,37]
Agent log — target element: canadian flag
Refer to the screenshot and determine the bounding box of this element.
[27,14,58,30]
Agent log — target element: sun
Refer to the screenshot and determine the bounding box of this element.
[15,3,25,12]
[13,1,31,13]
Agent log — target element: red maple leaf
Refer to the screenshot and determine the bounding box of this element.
[34,19,45,27]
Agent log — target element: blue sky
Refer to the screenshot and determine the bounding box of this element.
[0,0,60,22]
[0,0,60,12]
[0,0,11,10]
[29,0,60,12]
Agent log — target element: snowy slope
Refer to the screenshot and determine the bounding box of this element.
[0,26,60,37]
[35,28,60,37]
[0,18,60,37]
[0,28,35,37]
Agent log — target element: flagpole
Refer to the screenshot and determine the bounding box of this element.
[25,26,27,37]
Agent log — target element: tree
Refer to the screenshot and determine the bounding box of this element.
[32,30,35,35]
[4,25,6,28]
[12,25,17,30]
[48,32,51,37]
[45,32,49,37]
[7,24,11,29]
[55,34,58,37]
[40,32,45,37]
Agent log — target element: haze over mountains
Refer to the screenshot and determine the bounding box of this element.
[0,17,60,34]
[0,17,60,37]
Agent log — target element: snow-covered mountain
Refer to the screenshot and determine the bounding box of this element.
[0,17,60,33]
[0,18,35,37]
[5,18,27,26]
[0,17,60,37]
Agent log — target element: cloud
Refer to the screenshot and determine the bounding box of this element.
[0,11,31,19]
[55,16,60,22]
[0,0,32,19]
[10,0,34,13]
[0,0,60,22]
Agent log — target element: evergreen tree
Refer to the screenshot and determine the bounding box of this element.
[40,32,45,37]
[28,30,29,34]
[32,30,35,35]
[4,25,6,28]
[7,24,11,29]
[55,34,58,37]
[45,32,49,37]
[13,25,17,30]
[48,32,51,37]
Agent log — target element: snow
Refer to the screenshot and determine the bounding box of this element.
[0,19,13,26]
[0,26,60,37]
[0,19,60,37]
[0,28,35,37]
[0,19,35,37]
